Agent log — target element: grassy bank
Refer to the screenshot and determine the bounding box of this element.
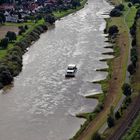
[71,0,138,139]
[102,2,140,140]
[0,19,45,59]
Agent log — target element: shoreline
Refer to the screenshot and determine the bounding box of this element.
[70,2,115,140]
[0,0,88,90]
[72,0,135,139]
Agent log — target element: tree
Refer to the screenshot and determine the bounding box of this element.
[45,14,56,24]
[122,83,132,96]
[127,63,135,75]
[0,65,13,86]
[91,132,101,140]
[107,115,115,128]
[71,0,81,8]
[128,2,132,8]
[0,37,9,49]
[115,111,121,120]
[6,31,17,42]
[108,25,119,36]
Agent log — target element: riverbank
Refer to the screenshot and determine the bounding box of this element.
[107,6,140,140]
[0,0,87,89]
[71,0,136,139]
[54,0,87,19]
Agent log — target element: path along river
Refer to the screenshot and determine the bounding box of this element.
[0,0,113,140]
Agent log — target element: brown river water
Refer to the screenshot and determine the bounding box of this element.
[0,0,113,140]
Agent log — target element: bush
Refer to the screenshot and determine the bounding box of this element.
[0,64,13,85]
[107,115,115,128]
[45,14,56,24]
[108,25,119,36]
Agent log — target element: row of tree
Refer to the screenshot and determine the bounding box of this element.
[0,23,48,89]
[127,8,140,75]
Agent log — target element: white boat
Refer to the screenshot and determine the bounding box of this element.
[65,64,77,77]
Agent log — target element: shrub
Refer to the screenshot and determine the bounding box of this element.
[122,83,132,96]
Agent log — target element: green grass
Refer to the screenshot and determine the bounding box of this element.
[5,20,34,27]
[122,113,140,140]
[123,3,137,28]
[0,19,45,59]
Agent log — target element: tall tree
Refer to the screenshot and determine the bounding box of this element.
[6,31,17,42]
[122,83,132,96]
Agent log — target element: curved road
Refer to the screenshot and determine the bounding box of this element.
[0,0,113,140]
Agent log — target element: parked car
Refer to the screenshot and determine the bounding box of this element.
[65,64,77,77]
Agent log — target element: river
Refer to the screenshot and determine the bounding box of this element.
[0,0,113,140]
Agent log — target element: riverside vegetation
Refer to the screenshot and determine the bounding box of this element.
[71,0,140,139]
[0,0,87,89]
[101,1,140,140]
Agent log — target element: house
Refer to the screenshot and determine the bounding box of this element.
[5,14,18,22]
